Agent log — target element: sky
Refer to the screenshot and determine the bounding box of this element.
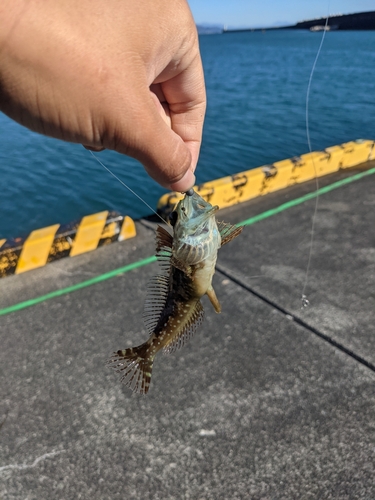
[188,0,375,28]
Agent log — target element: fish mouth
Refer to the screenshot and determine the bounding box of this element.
[181,192,219,229]
[181,191,217,214]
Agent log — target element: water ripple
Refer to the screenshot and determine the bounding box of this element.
[1,30,374,238]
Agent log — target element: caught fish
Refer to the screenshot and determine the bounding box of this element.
[108,189,243,394]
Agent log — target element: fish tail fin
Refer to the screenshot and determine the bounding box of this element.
[108,342,154,394]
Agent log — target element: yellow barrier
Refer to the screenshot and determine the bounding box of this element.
[0,212,136,278]
[2,139,373,278]
[157,139,375,217]
[70,212,108,257]
[17,224,60,274]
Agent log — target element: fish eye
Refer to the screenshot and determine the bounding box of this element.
[169,210,178,226]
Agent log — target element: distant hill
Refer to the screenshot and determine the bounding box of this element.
[293,10,375,30]
[223,10,375,33]
[196,24,223,35]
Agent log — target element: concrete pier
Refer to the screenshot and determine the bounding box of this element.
[1,161,374,499]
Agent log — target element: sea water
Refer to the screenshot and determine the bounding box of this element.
[1,30,374,238]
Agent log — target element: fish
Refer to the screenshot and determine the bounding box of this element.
[108,189,243,394]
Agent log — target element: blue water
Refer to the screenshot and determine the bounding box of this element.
[1,30,374,238]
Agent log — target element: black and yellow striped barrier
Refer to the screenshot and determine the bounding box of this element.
[157,139,375,218]
[0,211,136,278]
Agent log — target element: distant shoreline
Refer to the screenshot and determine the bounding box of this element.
[197,10,375,34]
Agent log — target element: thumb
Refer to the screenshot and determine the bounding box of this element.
[129,97,197,192]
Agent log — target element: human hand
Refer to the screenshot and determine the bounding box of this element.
[0,0,206,191]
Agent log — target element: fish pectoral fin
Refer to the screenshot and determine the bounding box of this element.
[171,255,193,277]
[217,221,243,246]
[108,342,154,394]
[206,285,221,313]
[155,225,173,251]
[163,300,204,354]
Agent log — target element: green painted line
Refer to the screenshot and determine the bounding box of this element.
[0,255,157,317]
[0,166,374,318]
[239,167,375,227]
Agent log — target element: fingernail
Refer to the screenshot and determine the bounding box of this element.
[82,145,105,152]
[170,169,196,193]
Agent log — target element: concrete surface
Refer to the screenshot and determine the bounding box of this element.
[1,164,374,499]
[218,162,375,367]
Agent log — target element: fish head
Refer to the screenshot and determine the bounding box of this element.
[171,190,219,236]
[170,191,221,265]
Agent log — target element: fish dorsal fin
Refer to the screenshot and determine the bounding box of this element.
[155,226,173,271]
[217,221,243,246]
[143,274,170,334]
[156,225,173,251]
[163,300,204,354]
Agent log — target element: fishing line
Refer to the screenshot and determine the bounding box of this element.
[90,7,330,309]
[88,150,167,225]
[301,6,330,309]
[2,166,374,318]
